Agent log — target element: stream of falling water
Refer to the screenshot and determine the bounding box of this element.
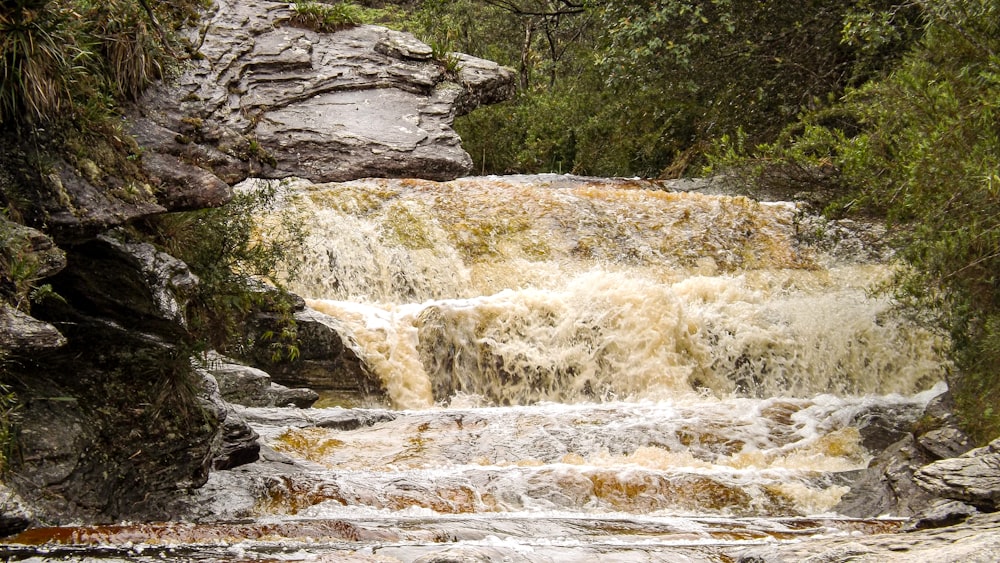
[3,175,952,562]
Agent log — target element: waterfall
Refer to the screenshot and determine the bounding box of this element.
[258,175,948,409]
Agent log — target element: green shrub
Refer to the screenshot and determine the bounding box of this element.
[289,1,365,33]
[0,0,87,124]
[1,0,205,128]
[721,0,1000,443]
[142,181,307,358]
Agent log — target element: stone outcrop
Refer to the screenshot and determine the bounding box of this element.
[915,437,1000,511]
[133,0,515,187]
[0,0,512,527]
[834,391,979,519]
[0,220,66,352]
[6,234,218,524]
[204,352,319,408]
[244,307,383,399]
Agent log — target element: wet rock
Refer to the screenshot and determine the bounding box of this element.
[205,353,319,408]
[212,407,262,471]
[413,546,517,563]
[0,304,65,351]
[915,437,1000,511]
[22,156,167,244]
[850,402,928,453]
[834,390,979,518]
[0,485,33,538]
[835,433,938,517]
[918,427,974,460]
[0,219,66,281]
[196,369,260,471]
[733,512,1000,563]
[244,307,382,399]
[235,405,397,431]
[8,363,220,524]
[909,499,979,530]
[140,152,233,210]
[41,233,198,337]
[5,232,221,524]
[134,1,515,186]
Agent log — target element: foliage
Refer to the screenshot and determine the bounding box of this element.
[0,377,16,475]
[0,207,54,311]
[389,0,920,178]
[142,181,308,359]
[722,0,1000,442]
[0,0,86,124]
[0,0,204,128]
[289,1,369,32]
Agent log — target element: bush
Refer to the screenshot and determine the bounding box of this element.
[726,0,1000,443]
[1,0,203,128]
[141,181,308,357]
[289,1,366,32]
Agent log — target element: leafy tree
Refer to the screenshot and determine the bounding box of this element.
[394,0,919,177]
[724,0,1000,442]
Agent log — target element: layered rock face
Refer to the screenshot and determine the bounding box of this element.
[133,0,514,186]
[0,1,513,527]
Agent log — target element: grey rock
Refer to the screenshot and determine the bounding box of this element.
[834,433,938,517]
[915,437,1000,510]
[736,512,1000,563]
[0,304,65,351]
[42,233,198,335]
[0,484,33,537]
[0,219,66,280]
[134,1,515,186]
[909,499,979,530]
[851,402,928,453]
[33,158,167,243]
[918,427,974,460]
[212,406,262,470]
[267,384,320,408]
[205,353,319,408]
[234,405,396,431]
[141,152,233,210]
[243,307,382,399]
[196,369,260,471]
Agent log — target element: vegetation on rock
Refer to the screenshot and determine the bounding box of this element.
[730,0,1000,443]
[141,181,308,360]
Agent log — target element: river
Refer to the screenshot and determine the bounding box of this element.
[2,175,952,561]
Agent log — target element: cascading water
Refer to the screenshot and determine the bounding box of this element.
[4,175,953,562]
[285,175,946,409]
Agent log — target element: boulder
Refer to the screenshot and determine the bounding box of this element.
[133,0,515,186]
[195,368,260,472]
[4,231,221,524]
[205,353,319,408]
[834,390,976,518]
[0,304,65,352]
[915,437,1000,511]
[0,485,33,538]
[835,433,939,517]
[243,307,383,399]
[24,156,168,244]
[41,233,198,337]
[8,363,221,524]
[909,499,980,530]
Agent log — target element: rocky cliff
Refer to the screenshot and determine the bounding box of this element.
[0,0,513,528]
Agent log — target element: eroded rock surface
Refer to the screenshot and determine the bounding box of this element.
[134,0,515,186]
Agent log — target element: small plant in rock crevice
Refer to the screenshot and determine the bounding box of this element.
[288,1,365,33]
